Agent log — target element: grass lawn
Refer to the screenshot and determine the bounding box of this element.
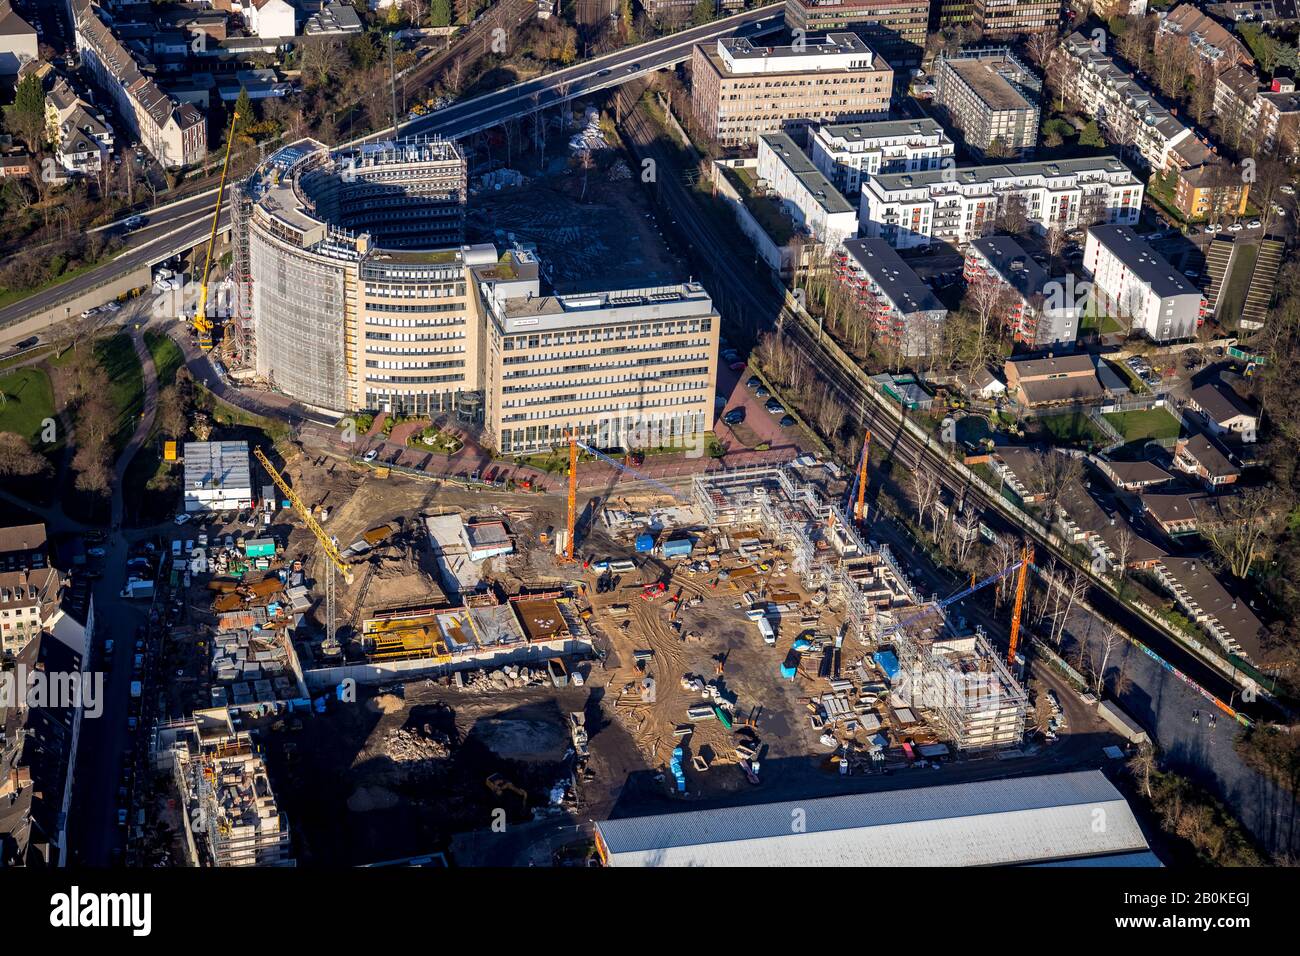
[145,330,185,387]
[0,367,55,443]
[1102,407,1182,442]
[1038,410,1106,446]
[195,384,292,446]
[94,334,144,453]
[1217,243,1259,333]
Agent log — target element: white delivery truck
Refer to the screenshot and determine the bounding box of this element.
[756,616,775,646]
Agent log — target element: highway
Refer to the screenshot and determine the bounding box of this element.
[0,4,782,345]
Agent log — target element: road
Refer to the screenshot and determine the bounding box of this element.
[0,5,782,346]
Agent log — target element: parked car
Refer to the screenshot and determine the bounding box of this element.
[779,415,796,428]
[174,513,191,525]
[363,449,378,462]
[764,399,785,415]
[723,408,745,426]
[1248,219,1262,229]
[1228,222,1244,232]
[756,386,770,398]
[729,360,746,371]
[745,375,762,390]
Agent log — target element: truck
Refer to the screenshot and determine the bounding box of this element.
[130,680,142,699]
[756,616,775,646]
[119,579,155,600]
[1097,700,1151,746]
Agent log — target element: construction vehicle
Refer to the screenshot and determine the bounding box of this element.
[568,712,589,757]
[253,447,353,647]
[192,109,242,351]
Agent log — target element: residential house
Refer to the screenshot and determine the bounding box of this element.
[246,0,295,38]
[1172,162,1250,222]
[0,0,37,76]
[1139,491,1210,539]
[1156,4,1255,76]
[1004,353,1104,406]
[1188,381,1258,443]
[1057,478,1166,570]
[1095,458,1174,492]
[1173,433,1241,488]
[1151,557,1265,659]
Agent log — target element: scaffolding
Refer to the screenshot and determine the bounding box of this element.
[890,604,1028,752]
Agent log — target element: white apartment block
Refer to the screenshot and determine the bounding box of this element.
[756,132,859,249]
[809,118,955,197]
[860,156,1143,250]
[247,0,296,38]
[1062,31,1211,173]
[1084,225,1206,342]
[964,236,1079,347]
[76,5,206,168]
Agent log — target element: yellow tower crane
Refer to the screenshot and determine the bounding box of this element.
[253,447,353,647]
[192,109,242,351]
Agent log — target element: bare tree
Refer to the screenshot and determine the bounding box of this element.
[909,466,942,531]
[1198,487,1279,578]
[1095,621,1125,695]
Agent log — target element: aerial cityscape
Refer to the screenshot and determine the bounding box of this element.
[0,0,1295,902]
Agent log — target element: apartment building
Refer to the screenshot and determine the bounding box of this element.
[1155,4,1254,76]
[75,5,207,168]
[964,236,1079,347]
[0,0,37,76]
[783,0,930,68]
[833,237,948,357]
[756,132,859,248]
[1083,225,1206,342]
[1062,31,1208,174]
[970,0,1062,37]
[246,0,296,38]
[933,48,1042,158]
[0,523,63,658]
[1172,162,1249,222]
[860,155,1143,250]
[44,78,115,179]
[690,34,893,148]
[479,276,720,456]
[1214,69,1300,160]
[809,118,955,196]
[239,137,481,415]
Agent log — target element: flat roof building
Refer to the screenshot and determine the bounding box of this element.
[834,237,947,357]
[182,441,254,513]
[690,34,892,148]
[809,118,955,197]
[861,155,1143,250]
[783,0,930,68]
[756,132,858,248]
[1084,225,1206,343]
[596,770,1156,866]
[479,270,719,457]
[934,48,1042,158]
[965,236,1078,347]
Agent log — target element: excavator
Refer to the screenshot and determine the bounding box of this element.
[485,773,529,814]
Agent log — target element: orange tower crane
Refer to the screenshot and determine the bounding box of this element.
[1006,543,1033,666]
[854,430,871,524]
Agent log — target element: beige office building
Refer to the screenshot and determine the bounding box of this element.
[479,264,720,456]
[691,33,893,148]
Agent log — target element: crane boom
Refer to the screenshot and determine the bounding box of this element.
[193,109,241,351]
[1006,544,1033,665]
[854,430,870,524]
[253,447,352,584]
[565,432,577,562]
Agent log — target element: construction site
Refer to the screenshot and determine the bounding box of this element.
[140,423,1041,863]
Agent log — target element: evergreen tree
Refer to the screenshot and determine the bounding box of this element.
[429,0,453,27]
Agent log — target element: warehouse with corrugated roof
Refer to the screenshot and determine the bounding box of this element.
[594,771,1159,867]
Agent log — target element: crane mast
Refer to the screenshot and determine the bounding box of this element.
[252,447,352,648]
[193,109,241,351]
[1006,544,1033,666]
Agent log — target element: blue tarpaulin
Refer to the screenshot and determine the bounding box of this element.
[670,746,686,792]
[872,650,901,682]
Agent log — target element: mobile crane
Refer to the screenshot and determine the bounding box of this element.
[253,447,353,648]
[192,109,241,351]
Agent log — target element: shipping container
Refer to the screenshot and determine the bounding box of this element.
[662,537,694,558]
[1097,700,1150,745]
[634,533,655,553]
[244,538,276,558]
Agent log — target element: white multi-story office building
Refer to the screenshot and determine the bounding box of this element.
[1083,225,1206,342]
[860,156,1143,250]
[756,132,859,248]
[809,118,955,197]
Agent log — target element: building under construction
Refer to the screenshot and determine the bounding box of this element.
[154,709,295,867]
[885,604,1028,752]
